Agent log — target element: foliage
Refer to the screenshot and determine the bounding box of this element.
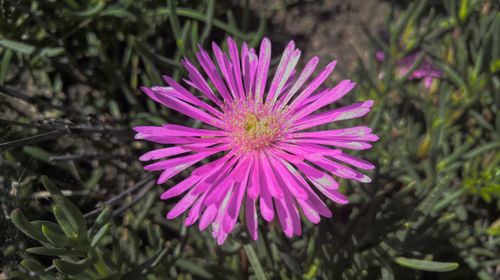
[1,0,499,279]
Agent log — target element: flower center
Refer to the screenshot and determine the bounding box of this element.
[244,114,273,138]
[224,100,286,153]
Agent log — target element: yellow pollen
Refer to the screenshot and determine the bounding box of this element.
[244,114,274,139]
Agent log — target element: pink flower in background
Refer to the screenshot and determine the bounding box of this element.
[134,37,378,244]
[376,51,443,88]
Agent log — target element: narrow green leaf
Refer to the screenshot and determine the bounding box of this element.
[67,1,105,17]
[95,206,112,228]
[395,257,459,272]
[133,40,179,68]
[42,176,87,241]
[0,39,35,54]
[0,48,13,85]
[463,142,500,159]
[32,220,63,234]
[41,225,73,247]
[122,247,170,279]
[53,205,78,239]
[167,0,182,43]
[244,244,267,280]
[21,259,46,273]
[91,224,110,247]
[175,259,214,279]
[10,209,48,243]
[200,0,215,45]
[53,256,94,275]
[27,247,86,257]
[100,7,137,21]
[85,167,104,189]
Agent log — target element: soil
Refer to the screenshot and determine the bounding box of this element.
[248,0,391,80]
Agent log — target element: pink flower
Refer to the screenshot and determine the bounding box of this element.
[376,51,443,88]
[134,38,378,244]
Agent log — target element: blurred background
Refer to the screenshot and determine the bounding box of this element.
[0,0,498,279]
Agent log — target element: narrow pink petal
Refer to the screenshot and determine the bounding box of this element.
[204,179,235,206]
[301,185,332,217]
[259,180,274,222]
[144,144,229,172]
[289,138,373,150]
[330,152,375,170]
[142,87,225,128]
[287,60,337,111]
[185,192,207,226]
[278,161,332,222]
[162,76,223,118]
[191,152,235,177]
[285,192,302,236]
[137,135,229,145]
[292,80,355,120]
[245,197,258,240]
[266,41,300,104]
[144,152,214,172]
[310,157,372,183]
[227,157,252,218]
[161,174,200,200]
[274,197,293,237]
[212,42,238,99]
[270,157,308,200]
[202,156,243,206]
[290,126,372,139]
[315,186,349,204]
[199,204,218,230]
[196,47,232,101]
[161,124,227,137]
[292,100,374,131]
[260,153,284,199]
[277,56,319,110]
[155,149,230,184]
[295,162,339,190]
[254,38,271,102]
[227,37,245,99]
[135,125,226,138]
[296,198,321,224]
[181,59,222,106]
[268,148,304,164]
[139,143,212,161]
[246,51,258,98]
[166,189,200,219]
[246,154,260,199]
[212,188,233,244]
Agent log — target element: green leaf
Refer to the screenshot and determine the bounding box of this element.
[0,48,13,85]
[32,220,63,234]
[463,142,500,159]
[21,259,46,273]
[42,176,87,241]
[100,7,137,21]
[0,39,63,57]
[66,1,105,18]
[10,209,48,243]
[91,223,110,247]
[0,39,36,54]
[394,257,459,272]
[53,256,94,275]
[41,225,73,247]
[27,247,86,257]
[244,244,267,280]
[122,247,170,280]
[94,205,112,228]
[175,259,213,279]
[53,205,78,239]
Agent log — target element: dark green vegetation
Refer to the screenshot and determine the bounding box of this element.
[1,0,499,279]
